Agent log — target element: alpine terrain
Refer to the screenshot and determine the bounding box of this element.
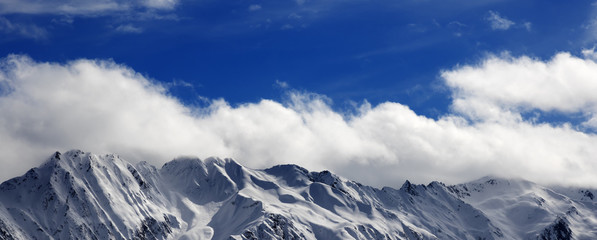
[0,150,595,239]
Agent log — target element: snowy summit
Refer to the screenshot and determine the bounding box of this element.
[0,150,595,239]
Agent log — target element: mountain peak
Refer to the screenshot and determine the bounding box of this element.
[53,151,61,160]
[400,180,426,196]
[0,151,179,239]
[1,151,596,239]
[161,156,206,176]
[264,164,310,187]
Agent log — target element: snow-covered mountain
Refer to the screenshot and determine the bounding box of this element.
[0,150,595,239]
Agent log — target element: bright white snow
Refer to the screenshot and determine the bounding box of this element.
[0,150,594,239]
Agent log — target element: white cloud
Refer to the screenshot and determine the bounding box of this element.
[249,4,262,11]
[0,55,226,181]
[523,21,532,31]
[0,0,124,15]
[51,16,75,25]
[144,0,177,9]
[275,79,289,89]
[0,0,177,15]
[165,79,194,88]
[583,3,597,43]
[0,17,47,39]
[115,24,143,33]
[442,52,597,124]
[582,47,597,61]
[2,54,597,189]
[486,10,514,30]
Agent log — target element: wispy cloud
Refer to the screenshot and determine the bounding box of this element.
[165,79,194,89]
[582,3,597,45]
[2,54,597,188]
[486,10,515,30]
[144,0,177,10]
[0,0,177,15]
[275,79,289,89]
[0,0,178,39]
[0,17,47,39]
[582,47,597,61]
[281,24,294,30]
[51,16,74,25]
[249,4,262,11]
[288,13,302,19]
[115,24,143,33]
[523,21,532,31]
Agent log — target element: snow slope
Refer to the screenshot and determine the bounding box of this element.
[449,177,597,239]
[0,150,594,239]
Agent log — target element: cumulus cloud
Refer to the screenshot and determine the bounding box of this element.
[442,52,597,125]
[0,55,228,179]
[2,54,597,188]
[486,11,514,30]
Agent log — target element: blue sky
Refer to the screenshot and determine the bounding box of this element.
[3,0,597,187]
[2,0,593,116]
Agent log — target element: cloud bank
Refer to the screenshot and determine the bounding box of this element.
[1,53,597,188]
[443,52,597,127]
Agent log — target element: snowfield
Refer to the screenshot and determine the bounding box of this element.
[0,150,595,239]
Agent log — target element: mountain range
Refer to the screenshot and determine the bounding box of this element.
[0,150,595,239]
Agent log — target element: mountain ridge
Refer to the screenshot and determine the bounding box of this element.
[0,150,595,239]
